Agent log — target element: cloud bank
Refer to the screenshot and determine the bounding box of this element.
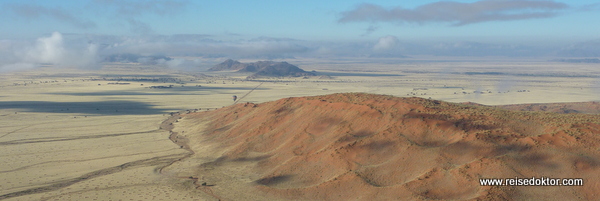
[81,33,600,59]
[98,35,310,59]
[4,0,189,35]
[6,4,96,29]
[0,32,98,72]
[339,0,568,26]
[92,0,189,17]
[3,31,598,73]
[92,0,189,35]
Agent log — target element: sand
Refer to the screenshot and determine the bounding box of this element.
[1,58,599,200]
[172,93,600,200]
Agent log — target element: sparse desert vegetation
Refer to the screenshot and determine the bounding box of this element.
[1,58,600,200]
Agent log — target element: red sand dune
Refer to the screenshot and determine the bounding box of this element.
[179,93,600,200]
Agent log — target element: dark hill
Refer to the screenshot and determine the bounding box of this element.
[209,59,315,78]
[208,59,246,71]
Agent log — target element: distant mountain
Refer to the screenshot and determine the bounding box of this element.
[209,59,316,78]
[208,59,246,71]
[236,61,276,72]
[251,62,315,77]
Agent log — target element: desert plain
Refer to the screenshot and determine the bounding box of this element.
[1,57,600,200]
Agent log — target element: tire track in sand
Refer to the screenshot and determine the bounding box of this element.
[0,153,188,200]
[0,113,195,200]
[159,111,226,201]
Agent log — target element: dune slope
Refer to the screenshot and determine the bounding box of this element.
[176,93,600,200]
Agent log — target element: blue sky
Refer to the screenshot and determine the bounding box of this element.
[1,0,599,41]
[1,0,600,68]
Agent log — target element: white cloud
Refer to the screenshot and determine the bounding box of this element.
[0,32,99,72]
[373,35,399,51]
[26,32,66,63]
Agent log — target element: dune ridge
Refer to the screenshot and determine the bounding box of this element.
[176,93,600,200]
